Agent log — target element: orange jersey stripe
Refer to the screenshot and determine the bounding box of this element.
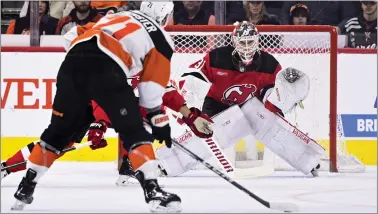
[140,48,170,88]
[76,22,97,35]
[71,30,133,69]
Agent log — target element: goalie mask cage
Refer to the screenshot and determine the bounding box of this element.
[119,25,365,174]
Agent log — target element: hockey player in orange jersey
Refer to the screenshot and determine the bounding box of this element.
[2,77,213,185]
[10,2,186,213]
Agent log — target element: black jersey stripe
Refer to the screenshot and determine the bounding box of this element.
[182,72,208,83]
[129,11,174,61]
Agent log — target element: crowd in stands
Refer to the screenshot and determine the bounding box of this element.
[1,1,377,48]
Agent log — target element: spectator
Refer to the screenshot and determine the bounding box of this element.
[173,1,214,16]
[91,1,127,15]
[56,1,103,35]
[49,2,75,19]
[168,1,216,25]
[20,1,74,19]
[337,1,377,48]
[280,1,358,25]
[228,1,280,25]
[200,1,215,15]
[117,1,141,12]
[168,1,216,50]
[6,1,58,35]
[289,3,310,25]
[226,2,245,25]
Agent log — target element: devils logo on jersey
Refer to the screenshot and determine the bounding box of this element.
[222,84,257,105]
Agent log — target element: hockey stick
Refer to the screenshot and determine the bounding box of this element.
[1,141,93,172]
[171,139,299,212]
[202,135,235,174]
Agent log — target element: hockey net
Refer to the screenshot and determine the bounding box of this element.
[164,25,365,174]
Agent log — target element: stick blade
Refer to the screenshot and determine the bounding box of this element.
[269,202,299,212]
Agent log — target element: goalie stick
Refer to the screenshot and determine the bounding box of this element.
[1,141,93,172]
[171,138,299,212]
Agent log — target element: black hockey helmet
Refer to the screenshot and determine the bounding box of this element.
[231,21,260,66]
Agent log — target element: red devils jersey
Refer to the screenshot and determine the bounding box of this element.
[184,45,281,106]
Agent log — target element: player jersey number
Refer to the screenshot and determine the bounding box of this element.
[93,16,142,40]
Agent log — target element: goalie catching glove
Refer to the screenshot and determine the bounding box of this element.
[182,107,213,138]
[146,109,172,148]
[265,67,310,113]
[88,120,108,150]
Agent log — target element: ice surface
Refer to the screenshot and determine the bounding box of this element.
[1,162,376,213]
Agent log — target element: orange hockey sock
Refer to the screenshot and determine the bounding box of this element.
[28,143,59,168]
[128,144,156,170]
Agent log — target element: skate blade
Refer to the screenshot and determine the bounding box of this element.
[11,200,27,211]
[115,175,139,186]
[115,176,165,187]
[149,201,182,213]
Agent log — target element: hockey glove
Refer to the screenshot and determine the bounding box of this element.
[183,107,213,138]
[146,110,172,148]
[88,120,108,150]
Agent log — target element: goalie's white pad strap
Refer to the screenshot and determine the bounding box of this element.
[241,97,325,174]
[267,67,310,113]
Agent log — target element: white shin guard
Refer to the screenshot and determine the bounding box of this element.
[241,97,325,175]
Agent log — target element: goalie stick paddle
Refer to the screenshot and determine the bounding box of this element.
[1,141,93,172]
[171,139,299,212]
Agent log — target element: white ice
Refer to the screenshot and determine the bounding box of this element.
[1,162,376,213]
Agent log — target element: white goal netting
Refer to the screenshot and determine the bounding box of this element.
[167,26,365,173]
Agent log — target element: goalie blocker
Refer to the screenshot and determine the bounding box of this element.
[157,67,325,176]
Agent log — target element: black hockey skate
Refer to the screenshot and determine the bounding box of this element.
[1,162,10,179]
[311,164,321,177]
[11,168,37,210]
[135,171,182,213]
[116,155,139,186]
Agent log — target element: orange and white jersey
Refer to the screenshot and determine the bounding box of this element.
[63,10,175,109]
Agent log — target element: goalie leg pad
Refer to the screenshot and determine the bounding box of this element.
[156,132,218,176]
[157,105,254,177]
[210,105,254,149]
[156,144,187,177]
[241,97,325,175]
[243,134,258,160]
